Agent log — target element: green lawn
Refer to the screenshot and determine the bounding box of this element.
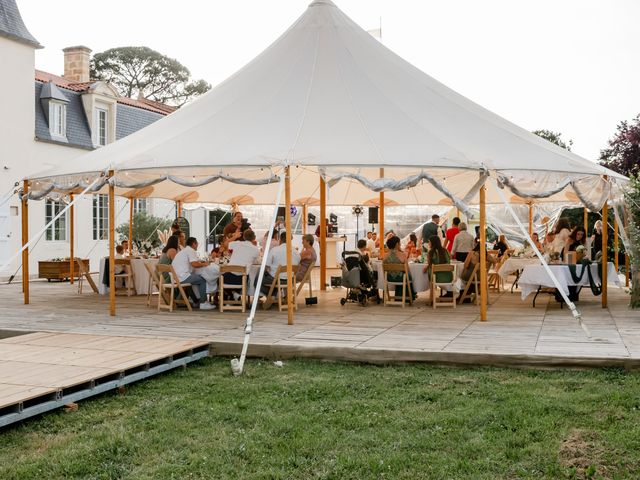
[1,359,639,479]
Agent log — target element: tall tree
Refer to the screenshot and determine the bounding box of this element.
[90,47,211,106]
[532,129,573,151]
[599,114,640,177]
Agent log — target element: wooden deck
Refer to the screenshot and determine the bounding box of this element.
[0,273,638,370]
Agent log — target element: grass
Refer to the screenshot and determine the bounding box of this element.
[1,359,639,479]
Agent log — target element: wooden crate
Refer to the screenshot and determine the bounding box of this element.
[38,259,89,281]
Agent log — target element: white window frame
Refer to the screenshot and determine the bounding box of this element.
[45,199,67,241]
[92,194,109,240]
[49,101,66,139]
[133,198,148,215]
[95,107,108,146]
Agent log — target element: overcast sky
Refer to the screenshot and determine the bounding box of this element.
[18,0,639,162]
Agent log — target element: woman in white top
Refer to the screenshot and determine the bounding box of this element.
[451,222,475,262]
[547,218,571,254]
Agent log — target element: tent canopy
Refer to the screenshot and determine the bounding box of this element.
[26,0,625,211]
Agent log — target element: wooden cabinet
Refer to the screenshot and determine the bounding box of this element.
[38,259,89,281]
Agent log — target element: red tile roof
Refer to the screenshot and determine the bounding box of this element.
[35,69,175,115]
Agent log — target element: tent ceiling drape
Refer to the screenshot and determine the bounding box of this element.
[25,0,626,210]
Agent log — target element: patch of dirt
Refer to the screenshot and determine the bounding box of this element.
[559,429,611,479]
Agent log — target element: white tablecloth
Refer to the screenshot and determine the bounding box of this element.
[498,257,540,280]
[99,257,158,295]
[373,260,464,293]
[518,262,620,300]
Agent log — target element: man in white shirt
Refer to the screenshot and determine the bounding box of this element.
[258,231,300,295]
[226,229,261,285]
[172,237,214,310]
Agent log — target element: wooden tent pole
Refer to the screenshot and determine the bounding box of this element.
[21,180,29,305]
[319,176,327,291]
[177,200,183,218]
[528,202,533,237]
[614,215,619,272]
[583,207,588,232]
[128,198,134,255]
[284,166,294,325]
[601,198,608,309]
[379,168,385,259]
[108,170,116,316]
[69,194,75,285]
[625,214,630,288]
[479,183,488,321]
[302,204,308,235]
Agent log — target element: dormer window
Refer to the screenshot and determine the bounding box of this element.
[49,101,66,138]
[95,106,108,146]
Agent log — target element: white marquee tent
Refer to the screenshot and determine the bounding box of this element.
[18,0,627,348]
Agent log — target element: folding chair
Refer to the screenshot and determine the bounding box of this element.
[155,264,192,312]
[457,263,480,305]
[488,254,509,293]
[295,265,315,302]
[277,265,299,312]
[382,263,413,307]
[430,264,457,309]
[76,258,99,294]
[114,258,137,296]
[219,265,247,313]
[143,262,161,307]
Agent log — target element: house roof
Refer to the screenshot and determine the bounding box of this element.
[34,70,177,115]
[0,0,41,48]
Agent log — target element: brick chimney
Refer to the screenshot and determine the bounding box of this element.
[62,45,92,82]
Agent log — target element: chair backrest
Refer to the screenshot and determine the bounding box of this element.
[156,264,179,285]
[75,258,88,274]
[431,264,456,284]
[382,263,407,273]
[220,265,247,275]
[145,262,160,285]
[114,258,131,266]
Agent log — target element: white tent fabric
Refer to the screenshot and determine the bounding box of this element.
[26,0,625,210]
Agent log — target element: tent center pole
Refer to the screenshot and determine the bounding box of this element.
[21,180,29,305]
[108,170,116,316]
[129,198,134,256]
[285,166,294,325]
[479,182,487,321]
[69,194,75,285]
[601,196,608,309]
[379,168,385,259]
[319,176,327,291]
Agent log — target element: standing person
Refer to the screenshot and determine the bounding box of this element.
[444,217,460,253]
[493,234,509,257]
[172,237,214,310]
[223,211,244,240]
[591,220,603,258]
[120,240,130,255]
[421,214,441,246]
[547,218,571,255]
[451,222,474,262]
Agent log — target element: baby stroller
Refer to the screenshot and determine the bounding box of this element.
[340,251,380,307]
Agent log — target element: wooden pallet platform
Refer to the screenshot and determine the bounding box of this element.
[0,332,210,427]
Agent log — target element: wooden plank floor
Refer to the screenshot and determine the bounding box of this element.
[0,272,638,368]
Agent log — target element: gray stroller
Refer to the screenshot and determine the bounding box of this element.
[340,251,380,307]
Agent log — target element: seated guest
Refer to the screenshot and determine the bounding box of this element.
[172,237,214,310]
[451,222,474,262]
[223,211,244,240]
[211,233,233,264]
[114,245,125,280]
[493,234,509,257]
[357,239,371,264]
[158,235,180,282]
[226,229,260,286]
[566,227,587,254]
[365,231,376,254]
[120,240,129,255]
[372,232,380,249]
[356,238,375,286]
[530,232,543,251]
[457,243,498,300]
[258,231,300,295]
[296,234,317,283]
[383,235,414,299]
[262,228,280,252]
[547,217,571,254]
[423,235,452,283]
[405,233,419,259]
[171,229,186,250]
[591,220,603,258]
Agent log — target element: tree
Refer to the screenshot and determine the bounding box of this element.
[532,129,573,151]
[599,114,640,178]
[625,175,640,308]
[90,47,211,106]
[116,212,173,248]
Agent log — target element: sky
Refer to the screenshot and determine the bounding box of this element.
[17,0,640,162]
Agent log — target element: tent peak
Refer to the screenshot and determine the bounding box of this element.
[308,0,336,8]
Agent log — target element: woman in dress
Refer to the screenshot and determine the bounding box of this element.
[423,235,452,283]
[547,218,571,254]
[591,220,603,259]
[296,234,317,283]
[158,235,180,282]
[405,233,419,259]
[383,235,415,299]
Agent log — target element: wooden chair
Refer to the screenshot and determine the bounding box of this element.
[295,265,315,302]
[457,263,479,305]
[430,264,457,309]
[382,263,413,307]
[219,265,247,313]
[488,254,509,293]
[261,266,299,311]
[76,258,99,294]
[143,262,161,307]
[114,258,136,296]
[155,264,192,312]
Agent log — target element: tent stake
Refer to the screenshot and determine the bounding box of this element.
[70,194,74,285]
[319,176,327,291]
[21,180,29,305]
[479,183,487,321]
[285,166,294,325]
[108,170,116,316]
